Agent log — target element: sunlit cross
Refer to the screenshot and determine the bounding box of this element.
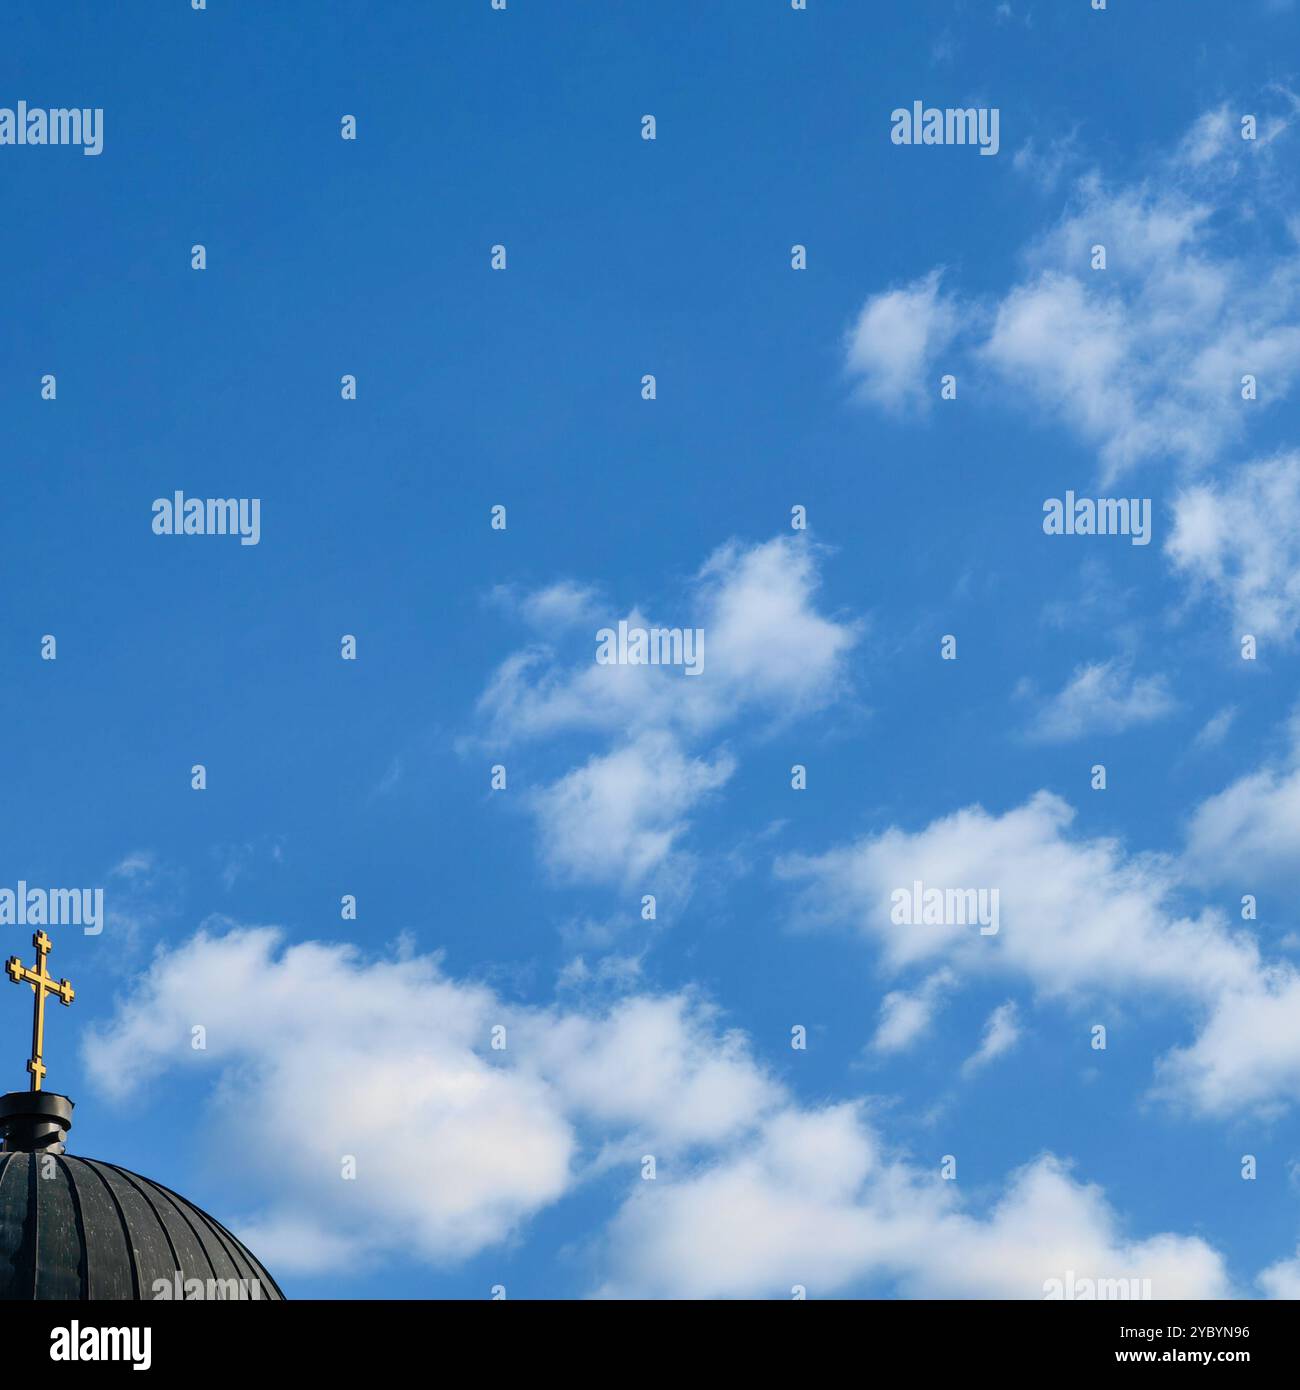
[5,931,75,1092]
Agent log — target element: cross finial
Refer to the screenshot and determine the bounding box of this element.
[5,932,75,1092]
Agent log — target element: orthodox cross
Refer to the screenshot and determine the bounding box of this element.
[5,932,75,1092]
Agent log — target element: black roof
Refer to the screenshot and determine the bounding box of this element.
[0,1151,285,1300]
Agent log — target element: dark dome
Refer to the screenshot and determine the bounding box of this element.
[0,1092,283,1301]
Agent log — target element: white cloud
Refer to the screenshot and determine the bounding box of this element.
[779,790,1255,998]
[1194,706,1237,749]
[82,924,1237,1296]
[233,1215,360,1277]
[693,537,859,718]
[597,1105,1231,1299]
[530,731,734,887]
[1259,1249,1300,1298]
[982,272,1145,473]
[477,536,858,898]
[1152,972,1300,1119]
[871,969,954,1054]
[478,536,858,747]
[989,162,1300,480]
[910,1154,1230,1300]
[844,270,959,413]
[1168,452,1300,641]
[110,851,156,880]
[777,763,1300,1120]
[1177,105,1235,169]
[1184,716,1300,882]
[520,992,781,1151]
[87,929,572,1268]
[775,785,1300,1119]
[846,100,1300,479]
[81,926,774,1274]
[1012,131,1080,192]
[504,580,600,630]
[556,952,644,995]
[962,1001,1022,1076]
[100,851,182,961]
[1023,660,1176,742]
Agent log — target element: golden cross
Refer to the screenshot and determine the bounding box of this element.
[5,932,74,1092]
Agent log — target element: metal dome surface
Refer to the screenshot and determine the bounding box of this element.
[0,1149,284,1300]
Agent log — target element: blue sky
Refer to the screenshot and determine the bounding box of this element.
[4,0,1300,1298]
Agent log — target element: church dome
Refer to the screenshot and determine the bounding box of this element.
[0,1091,284,1300]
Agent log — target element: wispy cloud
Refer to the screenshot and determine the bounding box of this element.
[1168,452,1300,641]
[474,535,859,908]
[1020,660,1176,742]
[871,969,954,1054]
[845,93,1300,482]
[844,270,959,415]
[962,1001,1022,1076]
